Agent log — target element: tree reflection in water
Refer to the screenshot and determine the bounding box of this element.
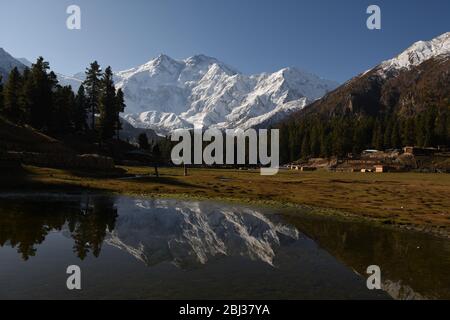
[0,195,117,260]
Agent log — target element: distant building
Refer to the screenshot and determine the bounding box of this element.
[375,165,387,173]
[403,146,437,156]
[362,149,379,155]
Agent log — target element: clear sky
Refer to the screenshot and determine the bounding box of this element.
[0,0,449,82]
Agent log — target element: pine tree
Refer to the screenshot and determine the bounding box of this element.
[301,133,311,159]
[372,119,384,150]
[114,88,126,139]
[402,117,415,146]
[383,119,393,149]
[3,67,23,122]
[74,85,88,132]
[19,67,32,123]
[98,66,116,141]
[152,144,161,177]
[0,75,3,113]
[83,61,102,130]
[390,119,401,148]
[138,133,150,150]
[27,57,57,130]
[52,85,75,133]
[309,119,321,157]
[279,123,290,163]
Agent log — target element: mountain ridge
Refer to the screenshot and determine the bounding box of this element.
[297,32,450,118]
[276,31,450,163]
[116,54,338,133]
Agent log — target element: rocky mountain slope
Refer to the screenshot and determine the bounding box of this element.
[0,48,26,81]
[297,32,450,119]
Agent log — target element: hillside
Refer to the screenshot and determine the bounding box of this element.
[0,116,73,154]
[0,116,141,170]
[277,32,450,163]
[0,48,26,81]
[300,54,449,118]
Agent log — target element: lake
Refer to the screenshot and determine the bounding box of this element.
[0,193,448,300]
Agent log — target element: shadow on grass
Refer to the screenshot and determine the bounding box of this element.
[0,165,109,194]
[130,176,206,189]
[66,167,129,179]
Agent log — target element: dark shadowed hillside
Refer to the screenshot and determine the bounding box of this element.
[300,56,449,118]
[0,116,73,154]
[276,33,450,163]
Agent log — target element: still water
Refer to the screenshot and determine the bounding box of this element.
[0,194,448,300]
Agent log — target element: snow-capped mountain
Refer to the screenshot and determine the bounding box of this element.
[105,198,299,269]
[379,31,450,74]
[293,32,450,120]
[1,49,337,134]
[117,54,338,134]
[56,72,84,90]
[0,53,85,90]
[0,48,26,80]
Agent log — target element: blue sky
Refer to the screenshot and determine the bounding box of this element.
[0,0,449,82]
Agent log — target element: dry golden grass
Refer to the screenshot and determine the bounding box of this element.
[2,165,450,235]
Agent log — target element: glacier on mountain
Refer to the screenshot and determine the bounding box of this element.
[116,54,338,134]
[379,32,450,74]
[1,49,337,133]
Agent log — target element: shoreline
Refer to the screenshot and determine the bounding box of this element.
[1,165,449,239]
[1,185,449,240]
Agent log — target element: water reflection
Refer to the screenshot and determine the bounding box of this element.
[0,194,448,299]
[283,212,450,300]
[0,195,117,260]
[107,199,299,268]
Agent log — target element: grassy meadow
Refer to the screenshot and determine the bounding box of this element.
[2,165,450,236]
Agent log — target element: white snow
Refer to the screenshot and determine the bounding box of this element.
[379,32,450,73]
[116,54,338,134]
[0,48,26,80]
[3,31,449,134]
[56,73,83,91]
[105,198,300,268]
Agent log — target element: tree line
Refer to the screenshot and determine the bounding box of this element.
[0,57,125,141]
[278,106,450,163]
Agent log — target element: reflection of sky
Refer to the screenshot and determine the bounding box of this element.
[1,194,437,299]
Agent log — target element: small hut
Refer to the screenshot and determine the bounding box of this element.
[374,165,387,173]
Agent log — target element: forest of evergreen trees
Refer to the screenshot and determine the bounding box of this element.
[1,57,448,166]
[278,106,450,164]
[0,57,125,141]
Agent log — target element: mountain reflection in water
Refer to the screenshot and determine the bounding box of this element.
[0,194,448,300]
[107,199,299,268]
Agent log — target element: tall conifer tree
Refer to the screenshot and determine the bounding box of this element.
[114,88,126,139]
[3,67,23,122]
[74,85,88,132]
[0,75,4,113]
[83,61,102,130]
[98,66,116,140]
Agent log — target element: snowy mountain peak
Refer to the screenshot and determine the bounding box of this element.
[0,48,26,80]
[0,47,337,133]
[119,53,338,133]
[150,53,182,69]
[16,57,32,67]
[380,32,450,72]
[184,54,217,65]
